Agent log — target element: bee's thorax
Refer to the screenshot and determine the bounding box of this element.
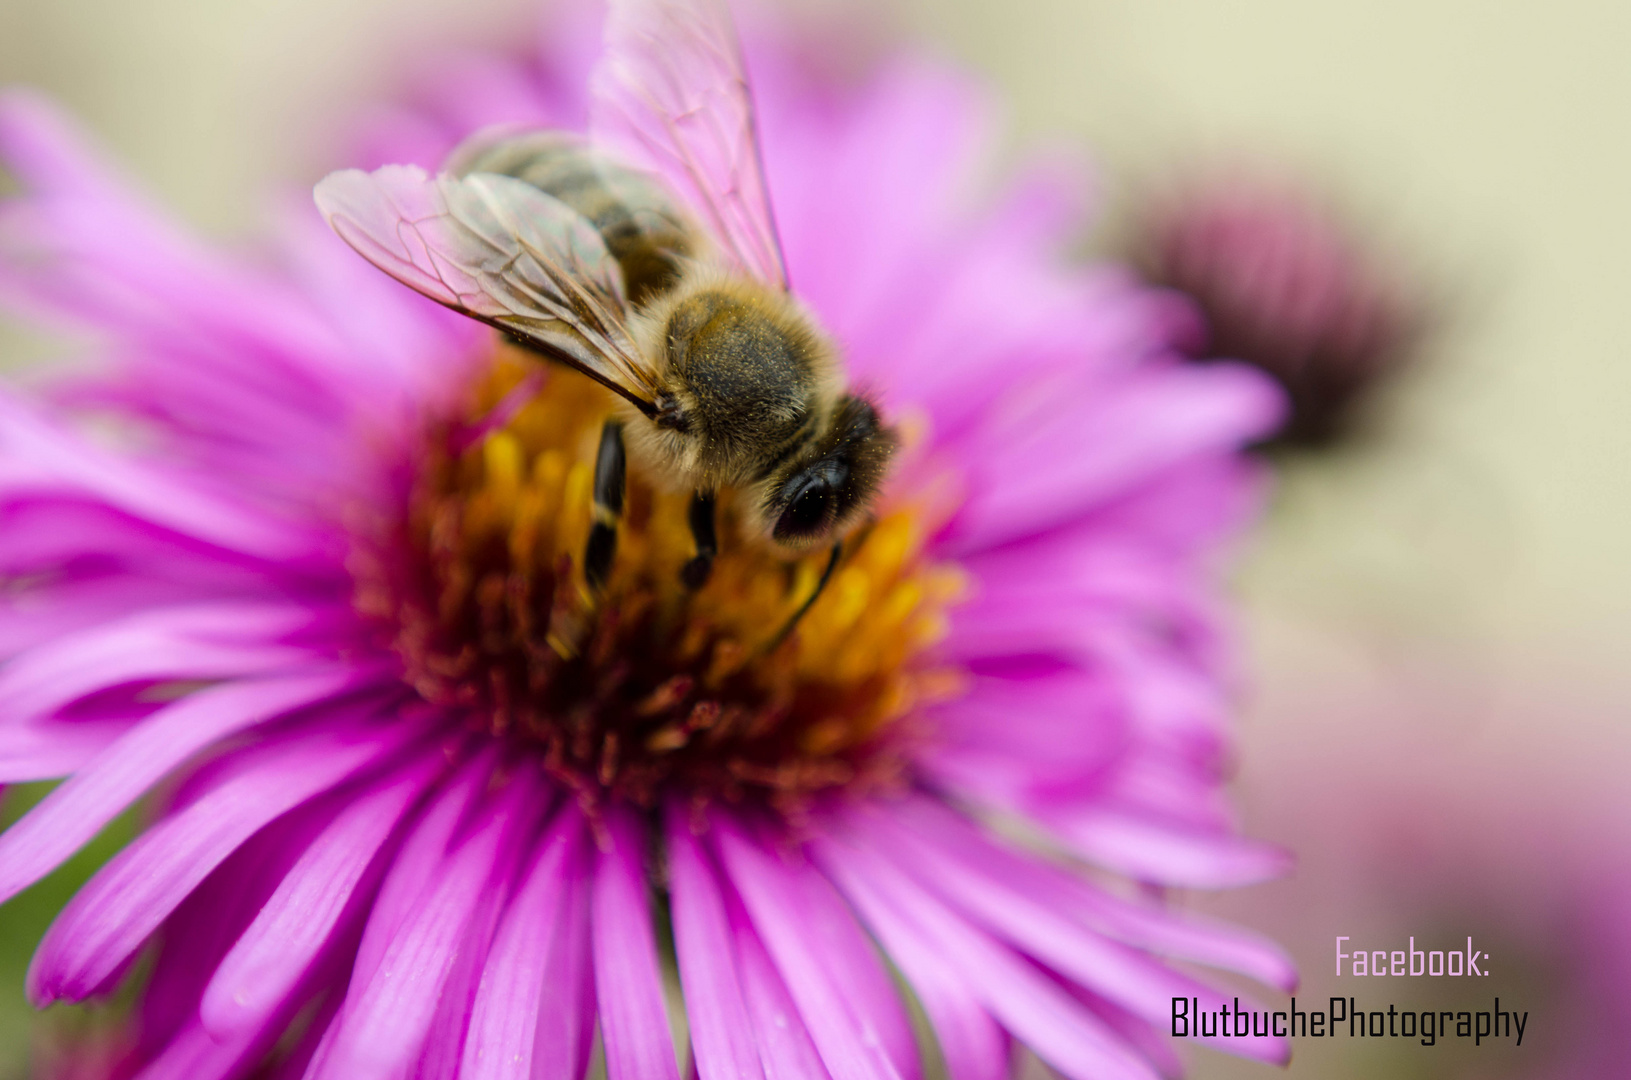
[624,267,843,499]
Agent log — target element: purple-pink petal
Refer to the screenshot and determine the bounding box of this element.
[27,706,425,1005]
[459,804,586,1080]
[0,393,320,560]
[840,801,1290,1063]
[0,601,332,726]
[711,813,904,1080]
[814,834,1159,1080]
[199,749,446,1039]
[530,865,596,1080]
[413,776,546,1080]
[338,747,494,999]
[665,807,767,1080]
[893,798,1296,991]
[947,363,1283,554]
[127,1015,268,1080]
[0,671,360,906]
[1038,806,1291,889]
[800,836,1007,1080]
[315,768,541,1079]
[592,805,680,1080]
[0,716,133,783]
[730,911,831,1080]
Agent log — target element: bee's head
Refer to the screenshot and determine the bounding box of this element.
[763,395,897,549]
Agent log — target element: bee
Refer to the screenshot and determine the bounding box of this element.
[314,0,896,626]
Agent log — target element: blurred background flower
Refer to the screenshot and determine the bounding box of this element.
[1192,737,1631,1079]
[1128,168,1424,447]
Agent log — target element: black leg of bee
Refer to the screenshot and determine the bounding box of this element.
[681,490,718,590]
[584,419,625,593]
[766,542,843,651]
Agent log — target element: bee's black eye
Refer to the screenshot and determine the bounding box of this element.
[774,476,837,541]
[768,395,896,549]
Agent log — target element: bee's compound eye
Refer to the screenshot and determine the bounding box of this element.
[774,478,835,542]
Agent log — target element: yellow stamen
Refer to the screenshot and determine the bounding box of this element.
[355,346,965,812]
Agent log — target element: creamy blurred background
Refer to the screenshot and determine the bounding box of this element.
[2,0,1628,1076]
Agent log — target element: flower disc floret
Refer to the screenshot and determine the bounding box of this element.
[359,351,963,814]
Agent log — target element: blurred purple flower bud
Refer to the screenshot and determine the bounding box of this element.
[1137,170,1423,446]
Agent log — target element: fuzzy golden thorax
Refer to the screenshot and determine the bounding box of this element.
[625,266,893,546]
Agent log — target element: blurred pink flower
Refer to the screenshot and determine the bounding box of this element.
[1360,799,1631,1078]
[1136,170,1420,446]
[0,6,1293,1078]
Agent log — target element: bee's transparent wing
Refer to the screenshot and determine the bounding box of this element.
[590,0,789,289]
[314,165,663,412]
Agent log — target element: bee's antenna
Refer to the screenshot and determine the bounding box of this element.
[763,541,842,654]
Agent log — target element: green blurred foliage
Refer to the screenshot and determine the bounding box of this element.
[0,783,140,1080]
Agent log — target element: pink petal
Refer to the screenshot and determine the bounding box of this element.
[0,497,257,576]
[532,859,596,1080]
[0,88,139,201]
[797,843,1006,1080]
[0,601,332,726]
[731,914,831,1080]
[778,58,992,354]
[316,768,542,1079]
[1070,896,1297,994]
[664,806,766,1080]
[0,716,132,783]
[841,802,1288,1063]
[459,805,587,1080]
[199,749,448,1039]
[413,779,545,1080]
[27,707,426,1004]
[414,774,557,1080]
[888,798,1295,991]
[1037,807,1291,889]
[945,363,1283,553]
[814,835,1160,1080]
[0,392,319,560]
[126,1015,266,1080]
[339,748,495,1001]
[973,455,1267,569]
[592,805,679,1080]
[0,97,380,405]
[0,671,360,906]
[919,670,1128,797]
[711,812,905,1080]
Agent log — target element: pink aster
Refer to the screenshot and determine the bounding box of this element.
[0,4,1295,1078]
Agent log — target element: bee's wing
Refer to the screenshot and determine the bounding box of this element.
[590,0,789,290]
[314,165,663,413]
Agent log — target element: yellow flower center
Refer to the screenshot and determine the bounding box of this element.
[355,347,966,819]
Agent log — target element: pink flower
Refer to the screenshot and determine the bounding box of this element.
[1301,791,1631,1076]
[0,6,1293,1078]
[1135,169,1420,446]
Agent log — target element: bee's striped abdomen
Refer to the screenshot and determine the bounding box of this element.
[450,132,692,305]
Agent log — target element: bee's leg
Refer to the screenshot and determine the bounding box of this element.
[584,419,626,593]
[681,490,718,590]
[767,542,843,651]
